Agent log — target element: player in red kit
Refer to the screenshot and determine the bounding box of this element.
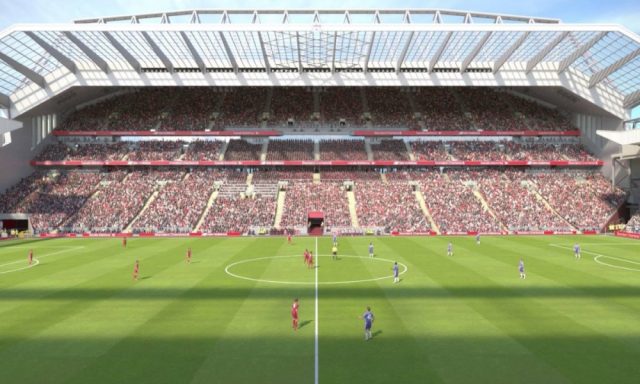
[122,237,127,248]
[307,251,314,269]
[132,259,139,281]
[28,249,33,265]
[304,249,310,266]
[291,298,299,331]
[186,247,192,264]
[287,233,292,244]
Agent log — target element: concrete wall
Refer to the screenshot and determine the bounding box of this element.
[0,118,53,193]
[574,113,624,182]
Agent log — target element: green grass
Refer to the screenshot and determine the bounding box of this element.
[0,235,639,383]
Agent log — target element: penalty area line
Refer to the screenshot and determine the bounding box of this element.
[0,258,39,275]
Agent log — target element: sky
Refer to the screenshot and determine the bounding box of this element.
[0,0,639,32]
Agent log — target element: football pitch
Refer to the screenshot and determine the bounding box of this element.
[0,235,639,384]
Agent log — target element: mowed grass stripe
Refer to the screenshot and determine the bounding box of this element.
[451,236,640,355]
[62,237,262,384]
[405,236,640,384]
[318,237,445,384]
[189,237,315,384]
[0,238,224,384]
[379,236,571,384]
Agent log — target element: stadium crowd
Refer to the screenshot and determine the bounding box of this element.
[267,140,314,160]
[131,170,217,233]
[319,140,368,160]
[355,181,430,232]
[370,140,411,161]
[200,196,276,233]
[280,182,352,229]
[366,88,413,128]
[420,171,503,233]
[530,172,625,230]
[319,88,365,127]
[56,87,578,133]
[224,140,263,161]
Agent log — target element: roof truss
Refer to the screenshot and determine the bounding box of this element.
[63,31,110,73]
[624,90,640,109]
[141,31,174,72]
[526,31,569,73]
[461,31,492,72]
[558,31,607,73]
[179,31,206,72]
[429,31,452,72]
[493,31,529,73]
[103,32,141,72]
[0,52,46,88]
[24,32,77,74]
[589,47,640,88]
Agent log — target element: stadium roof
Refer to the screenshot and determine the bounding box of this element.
[1,9,640,119]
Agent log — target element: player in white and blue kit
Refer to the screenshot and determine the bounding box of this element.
[393,262,399,283]
[574,244,581,260]
[333,233,337,246]
[447,242,453,256]
[369,242,374,258]
[362,307,375,340]
[476,233,481,245]
[519,258,526,279]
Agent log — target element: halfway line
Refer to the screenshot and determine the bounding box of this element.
[314,236,319,384]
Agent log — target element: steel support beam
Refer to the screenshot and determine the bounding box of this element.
[141,31,174,73]
[558,31,607,73]
[526,31,569,73]
[103,32,141,72]
[363,31,375,72]
[0,92,10,108]
[460,31,492,72]
[624,90,640,109]
[296,32,303,72]
[256,32,271,73]
[63,32,109,74]
[429,31,452,72]
[589,47,640,88]
[331,31,338,73]
[218,32,238,72]
[0,52,46,88]
[25,32,77,74]
[179,31,206,73]
[493,32,529,73]
[395,31,414,73]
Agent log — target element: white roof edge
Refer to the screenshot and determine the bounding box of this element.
[597,129,640,145]
[72,8,561,24]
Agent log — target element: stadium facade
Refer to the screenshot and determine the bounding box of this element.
[0,9,639,236]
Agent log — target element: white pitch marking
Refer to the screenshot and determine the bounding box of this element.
[314,236,319,384]
[0,247,83,274]
[0,258,40,275]
[224,255,408,285]
[549,244,640,272]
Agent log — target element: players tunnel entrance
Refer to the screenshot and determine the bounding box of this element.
[308,211,324,236]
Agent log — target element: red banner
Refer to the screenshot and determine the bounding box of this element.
[353,130,581,137]
[614,231,640,240]
[53,130,282,137]
[31,160,603,167]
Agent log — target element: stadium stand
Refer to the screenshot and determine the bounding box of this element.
[355,181,430,232]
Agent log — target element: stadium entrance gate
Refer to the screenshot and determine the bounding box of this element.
[308,211,324,236]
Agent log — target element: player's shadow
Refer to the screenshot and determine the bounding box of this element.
[298,320,313,329]
[372,330,383,338]
[139,276,152,280]
[190,261,202,264]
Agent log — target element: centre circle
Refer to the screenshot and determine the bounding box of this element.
[225,255,408,285]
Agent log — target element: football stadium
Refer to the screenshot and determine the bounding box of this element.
[1,6,640,383]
